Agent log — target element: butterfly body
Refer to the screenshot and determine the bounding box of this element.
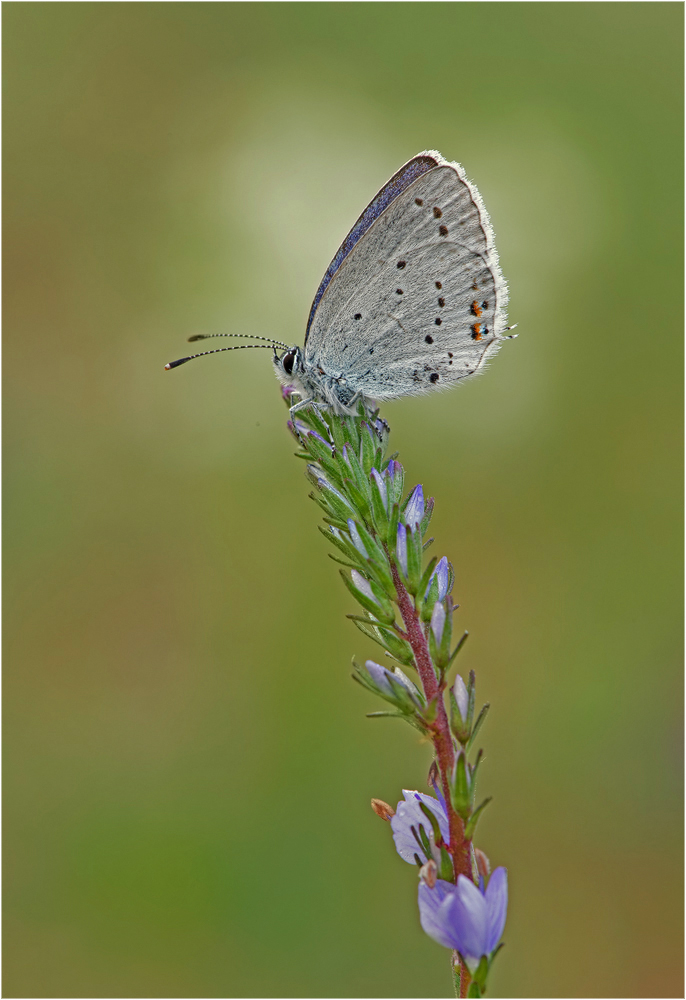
[274,150,510,414]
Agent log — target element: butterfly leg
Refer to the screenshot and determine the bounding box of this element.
[289,397,324,420]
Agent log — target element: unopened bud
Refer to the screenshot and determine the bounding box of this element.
[427,759,439,788]
[371,798,395,821]
[419,858,438,888]
[453,674,469,721]
[475,847,491,878]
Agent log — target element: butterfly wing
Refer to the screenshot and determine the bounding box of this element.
[304,151,508,400]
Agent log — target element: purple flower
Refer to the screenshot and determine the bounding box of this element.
[396,523,408,576]
[453,674,469,720]
[425,555,450,600]
[430,601,446,645]
[390,790,450,864]
[403,485,424,529]
[347,519,369,558]
[418,869,508,972]
[364,661,423,708]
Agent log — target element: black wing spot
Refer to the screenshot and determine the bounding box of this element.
[433,207,442,218]
[369,347,374,354]
[448,352,453,358]
[396,288,403,295]
[439,225,448,237]
[397,260,406,269]
[438,297,445,307]
[354,313,362,320]
[482,300,489,309]
[435,318,442,326]
[415,198,424,206]
[435,281,442,290]
[425,335,434,344]
[429,372,439,383]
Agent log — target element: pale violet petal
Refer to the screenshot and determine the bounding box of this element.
[484,867,508,953]
[449,875,488,965]
[418,880,459,950]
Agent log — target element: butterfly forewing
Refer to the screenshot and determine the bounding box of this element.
[305,154,508,400]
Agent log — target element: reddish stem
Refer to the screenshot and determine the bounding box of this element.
[391,563,471,883]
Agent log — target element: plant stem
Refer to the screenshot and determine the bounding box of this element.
[391,562,471,882]
[452,951,472,998]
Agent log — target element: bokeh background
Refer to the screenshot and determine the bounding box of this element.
[4,4,683,998]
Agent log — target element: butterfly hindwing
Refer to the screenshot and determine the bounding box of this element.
[304,153,508,400]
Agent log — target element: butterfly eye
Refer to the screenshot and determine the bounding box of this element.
[282,350,297,376]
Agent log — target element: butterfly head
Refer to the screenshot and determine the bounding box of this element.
[273,345,305,386]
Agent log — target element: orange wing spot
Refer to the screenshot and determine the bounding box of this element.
[470,300,483,317]
[471,282,479,291]
[471,324,482,341]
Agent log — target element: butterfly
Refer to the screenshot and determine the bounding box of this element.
[167,151,513,415]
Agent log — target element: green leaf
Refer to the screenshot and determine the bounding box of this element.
[406,528,426,596]
[341,477,372,523]
[419,496,435,535]
[469,749,483,808]
[464,797,492,840]
[369,472,389,537]
[439,845,454,882]
[359,422,377,474]
[447,631,469,668]
[342,443,372,502]
[452,752,471,820]
[467,670,476,730]
[467,703,490,752]
[416,555,438,605]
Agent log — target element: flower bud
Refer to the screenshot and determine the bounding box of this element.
[425,555,450,600]
[403,484,425,529]
[351,570,379,606]
[364,660,423,707]
[430,601,446,646]
[396,523,408,576]
[453,674,469,721]
[475,847,491,878]
[370,468,388,511]
[371,798,396,821]
[419,858,438,888]
[347,519,369,558]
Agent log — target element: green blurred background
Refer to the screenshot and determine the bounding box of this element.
[4,3,683,997]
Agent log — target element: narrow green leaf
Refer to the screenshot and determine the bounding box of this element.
[467,703,490,752]
[464,797,492,840]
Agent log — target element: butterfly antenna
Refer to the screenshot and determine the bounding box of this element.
[165,344,278,370]
[187,333,290,350]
